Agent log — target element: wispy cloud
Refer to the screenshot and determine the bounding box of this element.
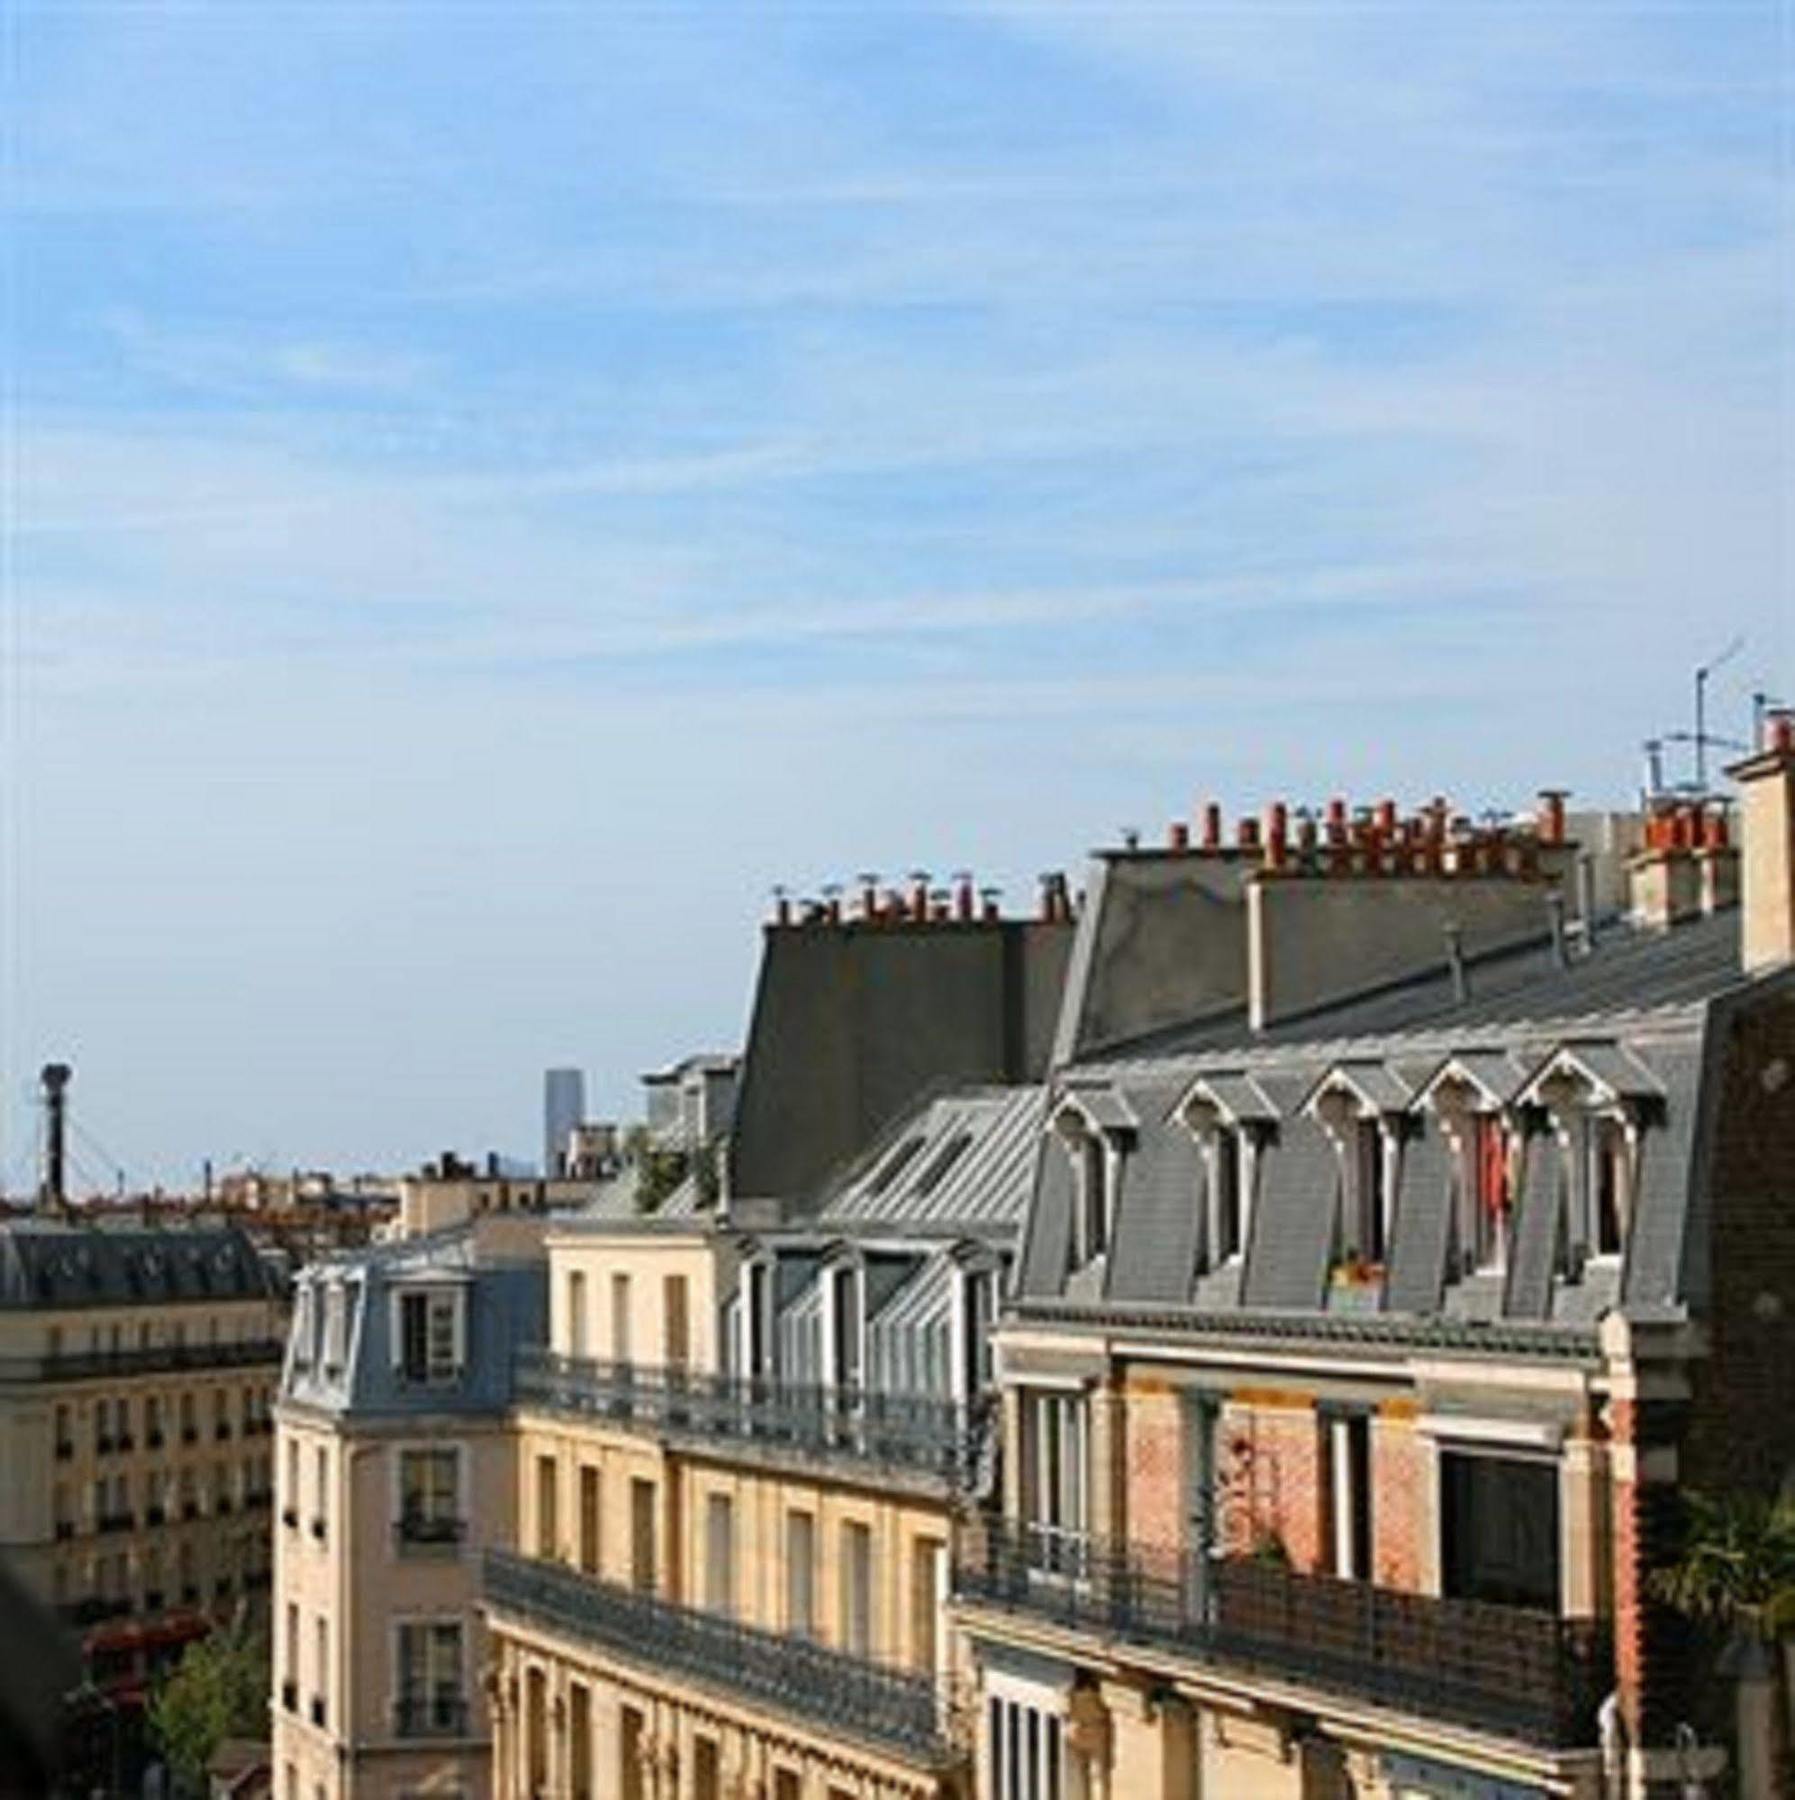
[4,0,1786,1179]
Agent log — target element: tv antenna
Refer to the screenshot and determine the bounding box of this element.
[1658,636,1746,793]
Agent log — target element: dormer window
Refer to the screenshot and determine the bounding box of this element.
[394,1287,464,1385]
[1471,1114,1511,1271]
[1349,1119,1389,1266]
[1075,1133,1110,1266]
[1053,1087,1134,1275]
[1586,1114,1632,1259]
[1212,1127,1244,1263]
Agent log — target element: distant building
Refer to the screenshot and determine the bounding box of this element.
[543,1070,586,1178]
[640,1053,739,1156]
[0,1218,286,1741]
[389,1154,609,1242]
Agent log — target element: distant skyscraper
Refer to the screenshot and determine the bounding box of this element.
[543,1068,585,1177]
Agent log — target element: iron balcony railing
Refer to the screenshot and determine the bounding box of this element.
[394,1693,470,1738]
[483,1549,958,1765]
[955,1517,1612,1748]
[0,1339,285,1384]
[396,1513,467,1550]
[516,1349,986,1489]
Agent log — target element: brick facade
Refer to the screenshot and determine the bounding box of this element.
[1218,1395,1325,1572]
[1123,1381,1185,1551]
[1369,1408,1424,1591]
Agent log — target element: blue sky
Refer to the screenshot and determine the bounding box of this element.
[2,1,1789,1185]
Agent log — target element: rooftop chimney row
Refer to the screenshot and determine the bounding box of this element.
[1146,793,1572,881]
[767,869,1074,928]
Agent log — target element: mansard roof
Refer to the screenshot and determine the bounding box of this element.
[0,1218,279,1310]
[1015,910,1760,1343]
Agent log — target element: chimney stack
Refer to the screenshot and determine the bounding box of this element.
[1726,711,1795,971]
[1629,804,1702,931]
[39,1063,71,1214]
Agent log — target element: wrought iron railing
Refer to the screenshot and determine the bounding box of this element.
[515,1349,985,1488]
[396,1513,467,1550]
[483,1549,959,1765]
[0,1339,285,1383]
[954,1516,1612,1747]
[394,1693,470,1738]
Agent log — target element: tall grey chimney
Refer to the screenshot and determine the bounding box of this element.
[40,1063,72,1213]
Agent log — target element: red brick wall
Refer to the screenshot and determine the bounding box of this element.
[1123,1381,1185,1551]
[1370,1407,1423,1591]
[1218,1394,1326,1572]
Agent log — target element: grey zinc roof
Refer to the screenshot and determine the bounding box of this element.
[1015,907,1747,1335]
[1181,1071,1280,1124]
[817,1087,1044,1231]
[0,1219,279,1310]
[1130,906,1744,1059]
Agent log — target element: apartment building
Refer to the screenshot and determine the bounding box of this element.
[271,1211,549,1800]
[480,1084,1039,1800]
[952,764,1795,1798]
[0,1219,285,1703]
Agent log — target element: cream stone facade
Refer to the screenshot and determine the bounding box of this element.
[0,1221,284,1712]
[271,1213,549,1800]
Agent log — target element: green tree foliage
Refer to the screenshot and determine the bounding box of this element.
[1652,1489,1795,1639]
[148,1621,269,1795]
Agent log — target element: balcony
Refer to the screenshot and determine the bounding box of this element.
[143,1589,164,1613]
[309,1696,326,1728]
[181,1501,200,1521]
[97,1511,135,1534]
[54,1520,74,1541]
[394,1693,470,1738]
[61,1596,132,1628]
[309,1517,326,1542]
[281,1506,299,1530]
[147,1430,164,1449]
[181,1427,198,1446]
[395,1513,466,1553]
[146,1504,166,1525]
[0,1339,286,1385]
[54,1440,72,1461]
[281,1681,297,1713]
[214,1423,232,1442]
[954,1517,1611,1748]
[483,1549,956,1765]
[115,1434,134,1452]
[94,1436,113,1456]
[515,1350,986,1490]
[180,1583,200,1605]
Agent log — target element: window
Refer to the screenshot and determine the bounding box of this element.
[610,1274,632,1366]
[1441,1452,1560,1610]
[986,1691,1065,1800]
[285,1440,299,1516]
[704,1493,734,1616]
[398,1448,460,1544]
[840,1520,874,1655]
[570,1683,593,1800]
[567,1271,587,1359]
[1325,1413,1373,1581]
[915,1130,973,1196]
[619,1705,644,1800]
[1210,1127,1245,1264]
[1071,1133,1110,1267]
[663,1275,690,1369]
[1587,1116,1631,1258]
[959,1269,992,1400]
[910,1538,944,1675]
[535,1456,559,1560]
[284,1604,299,1697]
[831,1266,862,1391]
[785,1511,815,1637]
[396,1289,462,1383]
[629,1479,655,1592]
[1471,1115,1511,1271]
[314,1446,328,1535]
[395,1619,463,1735]
[692,1735,720,1800]
[576,1468,597,1569]
[1344,1119,1389,1265]
[94,1399,109,1453]
[1020,1391,1088,1573]
[313,1615,328,1724]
